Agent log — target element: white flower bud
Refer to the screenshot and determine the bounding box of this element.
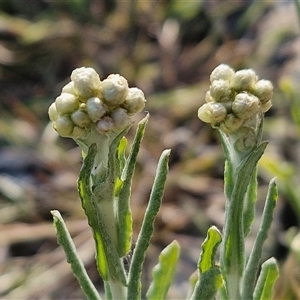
[62,81,76,95]
[111,108,131,129]
[122,87,146,114]
[198,102,227,124]
[231,69,258,92]
[219,113,243,134]
[210,80,233,102]
[71,67,101,99]
[71,110,91,127]
[234,127,256,151]
[232,93,260,120]
[48,102,58,121]
[252,79,273,104]
[55,93,79,115]
[54,116,74,137]
[210,64,235,83]
[86,97,108,123]
[101,74,129,106]
[205,91,214,103]
[96,116,115,133]
[71,126,86,138]
[261,100,272,113]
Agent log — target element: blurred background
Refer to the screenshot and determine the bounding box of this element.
[1,0,300,299]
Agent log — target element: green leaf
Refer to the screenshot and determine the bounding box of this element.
[199,226,222,273]
[243,167,258,237]
[253,258,279,300]
[117,114,149,257]
[222,142,267,277]
[188,271,198,298]
[77,144,108,281]
[146,240,180,300]
[189,226,223,300]
[118,137,128,174]
[78,144,127,285]
[241,178,278,299]
[51,210,101,300]
[219,124,267,300]
[127,149,170,300]
[219,115,264,200]
[219,132,235,199]
[190,267,223,300]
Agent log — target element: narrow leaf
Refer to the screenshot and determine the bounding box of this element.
[127,149,170,300]
[253,258,279,300]
[241,178,278,299]
[118,137,128,173]
[78,144,108,281]
[117,114,149,257]
[78,144,127,285]
[199,226,222,273]
[222,142,268,276]
[51,210,101,300]
[243,167,258,237]
[189,226,223,300]
[189,267,223,300]
[146,240,180,300]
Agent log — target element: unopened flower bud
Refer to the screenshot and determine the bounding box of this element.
[55,93,79,115]
[72,126,86,138]
[210,64,235,83]
[252,79,273,104]
[86,97,108,123]
[205,91,214,103]
[261,100,272,113]
[219,114,243,134]
[101,74,129,106]
[71,67,101,99]
[111,108,131,129]
[96,116,115,133]
[71,110,91,127]
[54,116,74,137]
[231,69,257,92]
[234,127,256,151]
[122,87,146,114]
[232,93,260,120]
[48,102,58,121]
[62,81,76,95]
[210,80,233,102]
[198,102,227,124]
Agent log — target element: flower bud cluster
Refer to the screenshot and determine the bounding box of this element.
[48,67,146,139]
[198,64,273,134]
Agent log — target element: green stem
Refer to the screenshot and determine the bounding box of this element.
[219,135,246,300]
[108,276,128,300]
[219,130,267,300]
[222,191,244,300]
[51,210,101,300]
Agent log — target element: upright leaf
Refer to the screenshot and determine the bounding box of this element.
[117,114,149,257]
[241,178,278,299]
[78,144,127,285]
[146,240,180,300]
[51,210,102,300]
[253,258,279,300]
[127,149,170,300]
[243,167,258,237]
[189,226,223,300]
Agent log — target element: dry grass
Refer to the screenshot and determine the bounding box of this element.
[1,1,300,298]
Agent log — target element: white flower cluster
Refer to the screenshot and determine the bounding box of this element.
[198,64,273,134]
[48,67,146,138]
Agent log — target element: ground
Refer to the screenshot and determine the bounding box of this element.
[1,1,300,299]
